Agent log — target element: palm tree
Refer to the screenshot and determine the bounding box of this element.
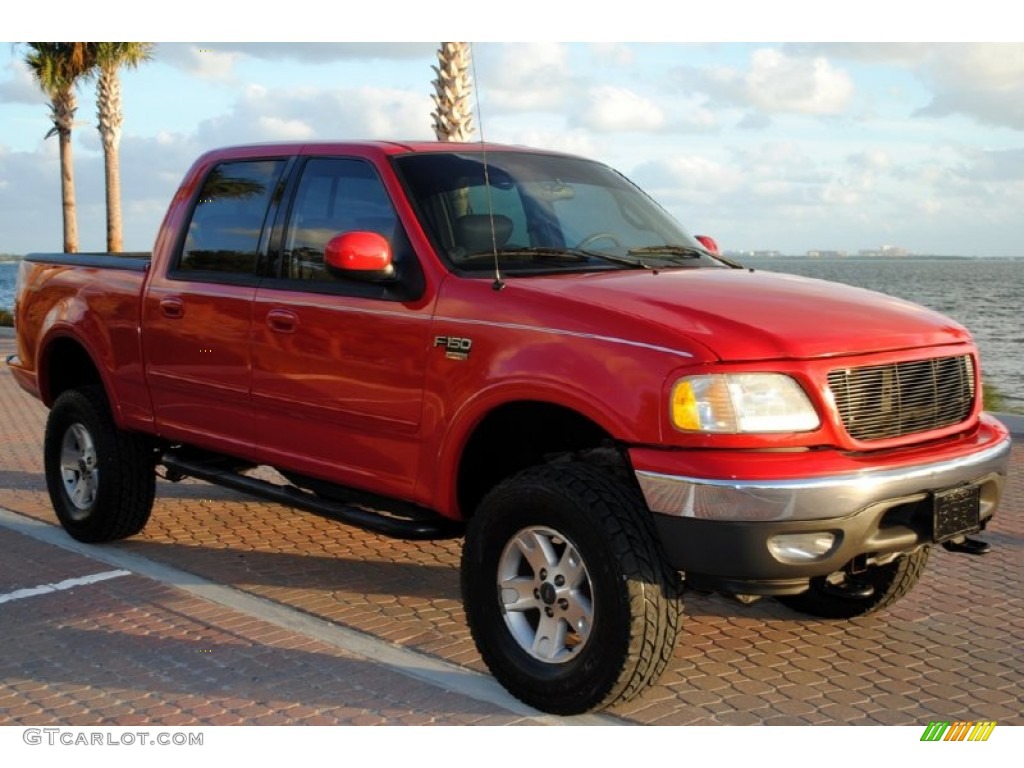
[431,42,474,142]
[91,42,154,252]
[24,43,94,253]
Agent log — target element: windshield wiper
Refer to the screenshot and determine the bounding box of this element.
[627,245,705,259]
[494,247,654,270]
[628,244,747,270]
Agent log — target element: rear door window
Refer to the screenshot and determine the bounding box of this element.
[177,159,286,276]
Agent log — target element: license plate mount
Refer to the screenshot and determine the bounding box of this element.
[932,485,981,543]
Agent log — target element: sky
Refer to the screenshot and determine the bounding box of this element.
[2,5,1023,257]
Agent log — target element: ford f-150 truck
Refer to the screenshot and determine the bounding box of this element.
[8,141,1011,715]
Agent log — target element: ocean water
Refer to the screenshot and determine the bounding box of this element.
[0,261,15,313]
[1,257,1021,407]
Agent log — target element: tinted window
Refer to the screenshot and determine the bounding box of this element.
[179,160,285,274]
[280,158,400,282]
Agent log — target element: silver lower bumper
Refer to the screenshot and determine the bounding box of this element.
[636,436,1012,523]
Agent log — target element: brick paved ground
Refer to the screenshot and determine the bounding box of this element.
[1,331,1021,726]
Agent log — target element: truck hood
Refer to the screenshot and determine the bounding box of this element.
[521,267,972,362]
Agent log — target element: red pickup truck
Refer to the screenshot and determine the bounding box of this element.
[8,141,1011,714]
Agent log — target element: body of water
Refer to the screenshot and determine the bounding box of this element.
[0,261,16,313]
[1,256,1021,407]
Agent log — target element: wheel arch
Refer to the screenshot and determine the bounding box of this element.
[452,399,630,521]
[39,331,108,408]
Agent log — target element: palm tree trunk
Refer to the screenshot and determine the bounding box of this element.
[431,42,474,142]
[54,90,78,253]
[97,63,123,252]
[103,143,122,252]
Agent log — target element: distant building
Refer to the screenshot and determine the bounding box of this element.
[858,245,911,257]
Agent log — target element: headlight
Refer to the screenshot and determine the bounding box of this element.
[670,373,820,433]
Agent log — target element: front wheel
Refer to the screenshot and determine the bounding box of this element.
[461,463,682,715]
[44,387,156,543]
[777,547,931,619]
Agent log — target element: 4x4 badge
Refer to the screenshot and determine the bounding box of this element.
[434,335,472,360]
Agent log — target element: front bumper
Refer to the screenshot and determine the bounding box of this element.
[632,416,1011,595]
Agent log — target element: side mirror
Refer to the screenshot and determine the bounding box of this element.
[695,235,720,255]
[324,231,395,281]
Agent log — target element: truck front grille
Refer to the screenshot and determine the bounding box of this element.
[828,355,976,441]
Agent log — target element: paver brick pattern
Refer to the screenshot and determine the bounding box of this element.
[1,337,1021,725]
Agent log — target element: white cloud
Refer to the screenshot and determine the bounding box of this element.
[156,44,244,82]
[915,43,1024,130]
[676,47,855,120]
[194,86,433,146]
[478,43,572,112]
[744,49,854,115]
[796,43,1024,130]
[588,43,635,67]
[577,86,667,132]
[0,57,45,105]
[255,117,315,141]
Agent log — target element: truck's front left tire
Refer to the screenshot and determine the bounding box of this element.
[44,387,156,543]
[461,463,682,715]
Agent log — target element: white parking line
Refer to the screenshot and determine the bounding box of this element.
[0,507,622,725]
[0,568,131,604]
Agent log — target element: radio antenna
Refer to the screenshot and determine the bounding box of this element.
[469,43,505,291]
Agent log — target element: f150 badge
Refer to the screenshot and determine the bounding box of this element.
[434,335,473,360]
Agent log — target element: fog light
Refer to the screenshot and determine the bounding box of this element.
[767,532,836,564]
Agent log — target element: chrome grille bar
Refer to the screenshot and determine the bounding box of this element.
[828,355,975,441]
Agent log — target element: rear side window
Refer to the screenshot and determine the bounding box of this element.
[178,160,286,274]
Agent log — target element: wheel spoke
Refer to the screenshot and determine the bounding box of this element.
[500,577,541,613]
[557,543,587,589]
[60,443,81,469]
[531,613,569,661]
[562,590,593,641]
[71,474,94,507]
[513,529,558,574]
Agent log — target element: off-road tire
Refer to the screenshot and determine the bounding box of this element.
[777,547,931,619]
[44,386,156,543]
[461,462,682,715]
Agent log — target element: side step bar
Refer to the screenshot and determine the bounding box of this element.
[160,453,463,541]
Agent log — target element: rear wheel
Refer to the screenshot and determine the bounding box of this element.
[44,387,156,543]
[461,462,682,715]
[777,548,931,619]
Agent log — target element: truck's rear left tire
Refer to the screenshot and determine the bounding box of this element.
[44,386,156,543]
[461,462,682,715]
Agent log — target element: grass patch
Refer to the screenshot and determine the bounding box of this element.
[983,379,1022,414]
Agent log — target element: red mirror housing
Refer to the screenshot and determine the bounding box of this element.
[324,231,394,278]
[695,235,720,255]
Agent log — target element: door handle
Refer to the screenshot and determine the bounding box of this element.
[159,297,184,319]
[266,308,299,334]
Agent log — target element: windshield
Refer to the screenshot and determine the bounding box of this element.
[394,150,728,274]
